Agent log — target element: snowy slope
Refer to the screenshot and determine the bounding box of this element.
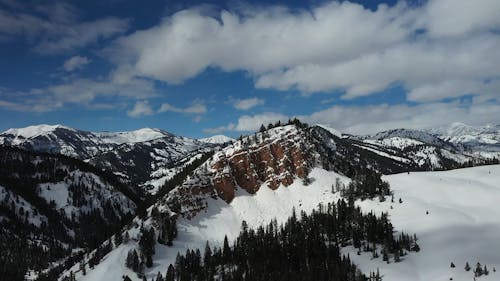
[65,168,350,281]
[94,128,169,144]
[198,135,235,144]
[351,165,500,281]
[3,124,75,141]
[314,124,343,138]
[60,121,500,281]
[72,164,500,281]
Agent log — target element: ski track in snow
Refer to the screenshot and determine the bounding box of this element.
[79,165,500,281]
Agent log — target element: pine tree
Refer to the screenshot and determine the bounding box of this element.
[259,124,266,133]
[475,262,483,277]
[450,262,455,268]
[114,231,123,246]
[465,262,471,271]
[223,235,231,262]
[165,264,175,281]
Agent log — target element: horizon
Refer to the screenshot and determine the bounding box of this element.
[1,120,497,140]
[1,0,499,138]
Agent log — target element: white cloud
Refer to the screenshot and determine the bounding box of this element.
[203,123,235,134]
[62,55,91,71]
[424,0,500,37]
[205,99,500,135]
[158,102,207,114]
[234,97,264,110]
[298,101,500,135]
[104,0,500,103]
[204,112,288,133]
[127,101,153,117]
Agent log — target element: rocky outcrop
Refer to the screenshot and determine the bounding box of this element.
[169,125,315,217]
[211,126,313,202]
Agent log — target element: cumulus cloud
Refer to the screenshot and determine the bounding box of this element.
[206,100,500,135]
[104,0,500,103]
[204,112,288,133]
[203,123,235,134]
[62,55,91,71]
[233,97,265,110]
[127,101,153,117]
[299,102,500,135]
[158,102,207,114]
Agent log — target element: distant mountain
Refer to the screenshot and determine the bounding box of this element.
[0,125,214,194]
[429,122,500,153]
[0,125,172,159]
[88,135,213,195]
[94,127,170,144]
[198,134,235,144]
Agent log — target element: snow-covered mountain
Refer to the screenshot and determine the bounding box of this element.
[88,135,213,194]
[53,121,499,281]
[0,125,173,159]
[198,135,235,144]
[0,125,214,194]
[430,122,500,153]
[2,121,500,281]
[94,128,170,144]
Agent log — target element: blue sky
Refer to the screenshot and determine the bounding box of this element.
[0,0,499,138]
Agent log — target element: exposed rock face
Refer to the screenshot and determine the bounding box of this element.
[212,126,313,202]
[169,125,315,217]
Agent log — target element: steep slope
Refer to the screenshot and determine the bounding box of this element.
[61,122,413,281]
[0,146,137,280]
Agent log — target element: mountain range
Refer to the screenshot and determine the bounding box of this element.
[0,121,499,281]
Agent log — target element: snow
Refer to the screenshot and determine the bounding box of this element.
[431,123,500,152]
[1,124,72,144]
[95,128,168,144]
[353,143,412,163]
[350,165,500,281]
[199,135,235,144]
[0,185,47,227]
[364,137,424,150]
[39,182,70,210]
[76,168,348,281]
[37,170,136,219]
[315,124,342,138]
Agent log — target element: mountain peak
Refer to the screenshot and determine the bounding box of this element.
[198,134,235,144]
[3,124,73,139]
[95,127,170,144]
